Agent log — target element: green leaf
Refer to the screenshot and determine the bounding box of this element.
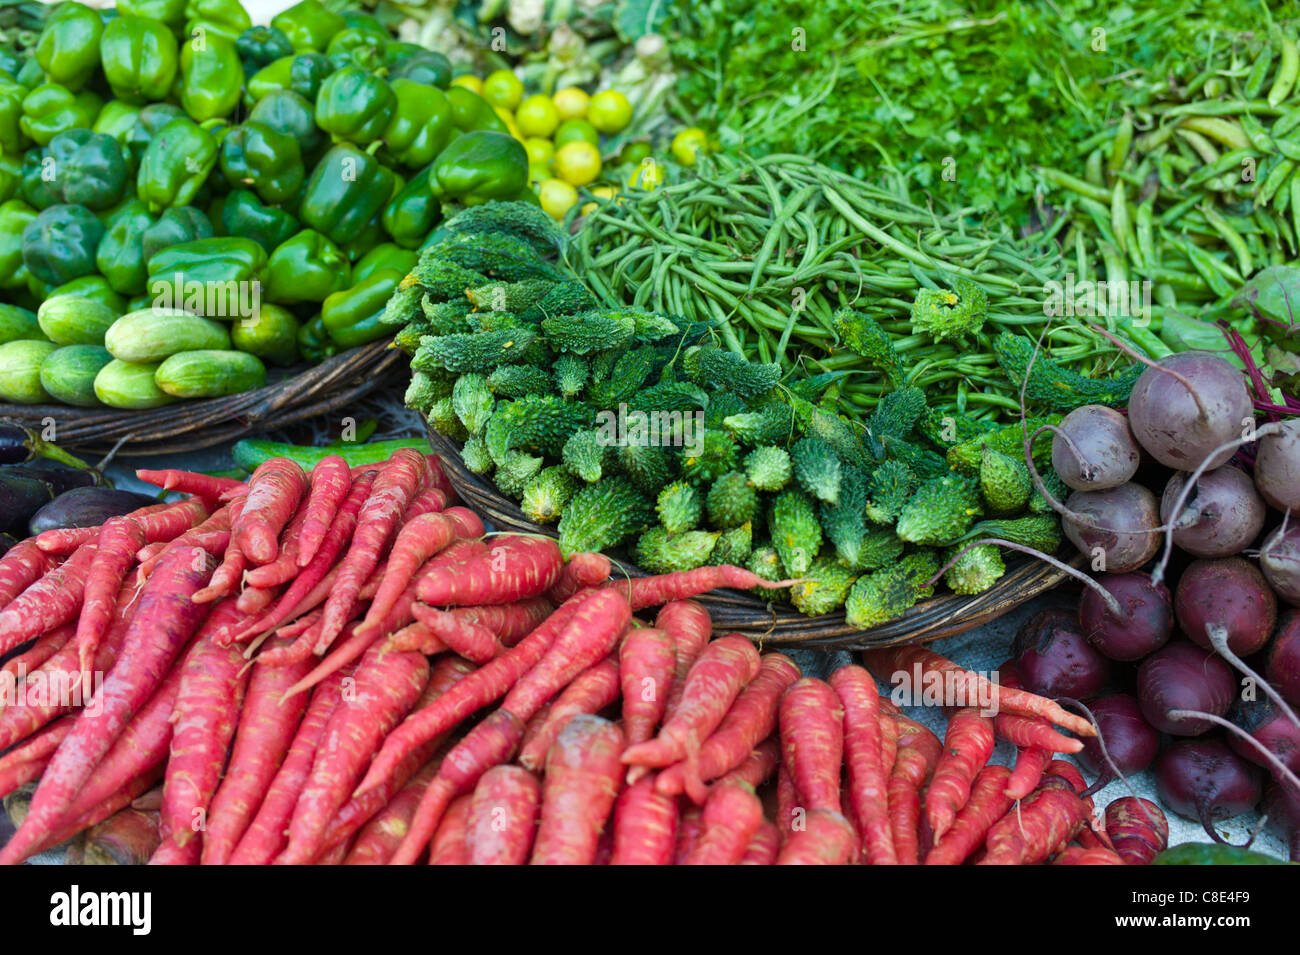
[614,0,669,41]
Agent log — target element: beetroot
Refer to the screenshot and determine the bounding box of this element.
[1077,694,1160,793]
[1264,783,1300,862]
[1254,418,1300,512]
[1260,524,1300,607]
[1062,483,1161,573]
[1136,641,1236,736]
[1155,738,1262,843]
[1050,405,1140,492]
[1126,351,1253,470]
[1267,611,1300,708]
[1174,557,1276,657]
[1228,696,1300,775]
[1079,572,1172,662]
[1104,797,1168,865]
[1011,608,1110,700]
[1159,466,1265,558]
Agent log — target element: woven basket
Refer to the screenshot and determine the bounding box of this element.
[424,424,1070,649]
[0,340,405,456]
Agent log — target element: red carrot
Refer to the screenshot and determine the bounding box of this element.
[200,637,315,865]
[317,448,427,652]
[135,468,243,500]
[1,622,71,681]
[1105,797,1168,865]
[886,711,943,865]
[0,540,54,611]
[451,598,554,648]
[0,718,73,799]
[358,508,486,635]
[466,765,541,865]
[863,645,1095,737]
[979,770,1091,866]
[34,497,206,556]
[608,565,796,611]
[0,546,216,865]
[235,457,308,564]
[994,660,1084,754]
[385,620,446,656]
[716,737,782,791]
[529,716,624,865]
[778,677,844,816]
[344,762,439,865]
[402,484,449,521]
[775,810,856,864]
[518,657,621,770]
[623,635,761,772]
[683,780,763,865]
[357,589,603,798]
[548,552,611,602]
[608,776,677,865]
[1006,744,1054,800]
[276,645,431,864]
[414,534,563,607]
[295,454,350,568]
[240,498,312,588]
[0,542,99,654]
[428,795,471,865]
[831,665,896,865]
[410,604,503,663]
[1055,846,1126,864]
[657,652,800,802]
[156,620,250,855]
[135,506,233,583]
[740,821,780,865]
[193,498,246,603]
[226,666,353,865]
[618,626,676,752]
[654,599,713,716]
[924,764,1015,865]
[925,707,995,841]
[235,584,276,616]
[74,517,146,677]
[672,805,703,864]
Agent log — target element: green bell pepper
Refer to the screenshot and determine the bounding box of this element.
[385,43,452,89]
[19,148,58,209]
[46,128,128,210]
[115,0,186,26]
[325,27,385,73]
[184,0,251,44]
[289,52,333,101]
[265,228,349,303]
[47,274,127,313]
[1,77,27,154]
[0,47,22,82]
[352,242,416,284]
[219,189,298,252]
[271,0,344,53]
[125,102,185,161]
[136,117,217,211]
[315,66,395,145]
[338,215,384,263]
[341,10,389,37]
[92,101,141,146]
[298,144,395,248]
[179,33,243,122]
[236,25,293,72]
[21,202,104,285]
[34,1,104,91]
[248,89,322,159]
[219,121,302,205]
[232,301,299,366]
[429,130,528,205]
[141,204,212,261]
[15,60,44,92]
[296,313,338,363]
[0,198,37,289]
[96,198,155,295]
[321,267,401,347]
[383,80,452,169]
[147,236,267,319]
[383,164,441,249]
[20,84,102,146]
[0,153,19,204]
[446,86,509,134]
[100,15,179,104]
[245,56,293,105]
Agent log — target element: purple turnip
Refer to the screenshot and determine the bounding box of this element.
[1077,694,1161,795]
[1260,522,1300,607]
[1136,641,1236,736]
[1155,738,1262,843]
[1050,405,1141,492]
[1012,608,1111,700]
[1159,466,1265,558]
[1126,351,1253,470]
[1174,557,1276,657]
[1254,418,1300,512]
[1079,572,1172,661]
[1267,610,1300,708]
[1062,482,1161,573]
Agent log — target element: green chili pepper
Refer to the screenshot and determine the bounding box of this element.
[320,267,401,347]
[179,33,243,122]
[265,228,350,303]
[95,197,155,295]
[298,143,395,247]
[429,130,528,205]
[315,66,395,145]
[0,198,37,289]
[34,1,105,91]
[20,83,101,146]
[219,121,303,205]
[21,202,104,285]
[141,205,212,260]
[271,0,345,53]
[136,117,218,211]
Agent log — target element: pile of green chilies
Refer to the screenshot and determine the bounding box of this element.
[568,152,1119,422]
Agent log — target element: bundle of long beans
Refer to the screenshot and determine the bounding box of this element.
[567,152,1125,423]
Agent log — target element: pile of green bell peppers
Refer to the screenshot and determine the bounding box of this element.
[0,0,533,364]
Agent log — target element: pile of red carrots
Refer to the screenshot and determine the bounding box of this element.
[0,449,1167,864]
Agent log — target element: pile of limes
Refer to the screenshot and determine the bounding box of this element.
[453,70,708,220]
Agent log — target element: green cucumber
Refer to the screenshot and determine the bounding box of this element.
[40,345,114,407]
[0,305,48,345]
[94,359,177,409]
[36,295,121,346]
[104,308,232,363]
[154,350,267,399]
[0,340,60,404]
[231,437,430,472]
[230,304,300,367]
